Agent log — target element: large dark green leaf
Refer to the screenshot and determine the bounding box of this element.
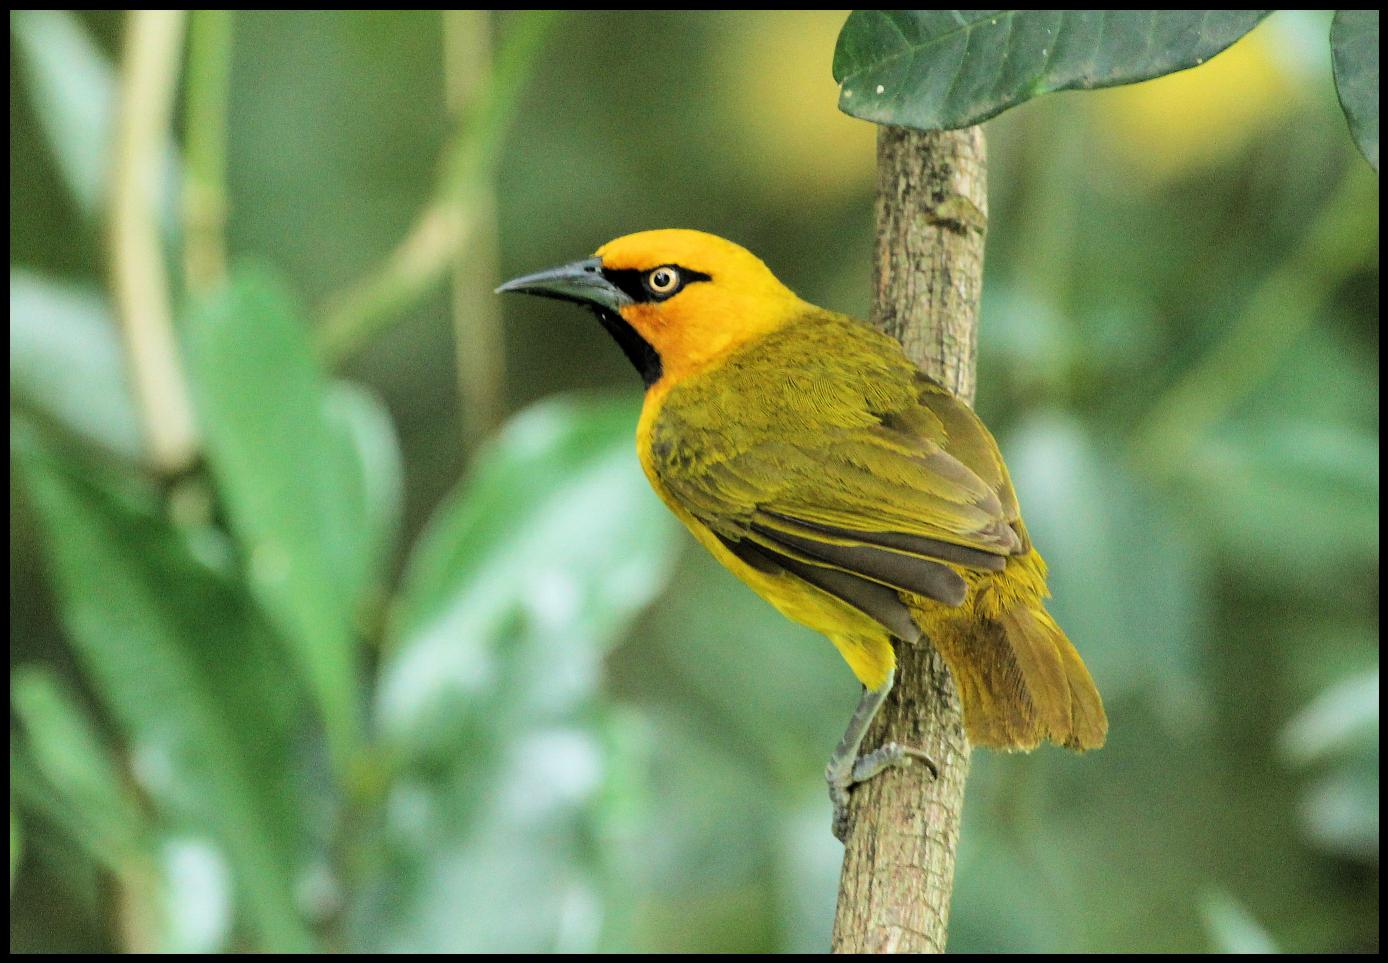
[182,270,366,771]
[364,395,681,952]
[833,10,1271,130]
[1331,10,1379,170]
[13,422,314,951]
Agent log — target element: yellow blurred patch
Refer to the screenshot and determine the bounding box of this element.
[715,11,875,199]
[1089,23,1298,182]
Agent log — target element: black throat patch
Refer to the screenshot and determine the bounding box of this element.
[591,306,663,388]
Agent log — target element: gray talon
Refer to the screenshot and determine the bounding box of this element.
[832,804,852,842]
[823,669,939,840]
[851,741,939,783]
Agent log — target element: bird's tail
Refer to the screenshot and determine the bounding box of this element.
[917,557,1107,752]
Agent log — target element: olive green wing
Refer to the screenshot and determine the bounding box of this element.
[664,421,1021,607]
[652,318,1025,632]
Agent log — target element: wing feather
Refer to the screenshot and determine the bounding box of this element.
[716,533,924,642]
[757,510,1007,572]
[652,310,1026,635]
[746,520,968,605]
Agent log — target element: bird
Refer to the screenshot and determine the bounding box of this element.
[497,229,1106,838]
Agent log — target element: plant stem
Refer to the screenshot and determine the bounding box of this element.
[316,10,557,366]
[109,9,198,475]
[831,125,988,953]
[444,10,506,448]
[183,9,233,294]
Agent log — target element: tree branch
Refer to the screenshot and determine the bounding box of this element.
[831,124,988,954]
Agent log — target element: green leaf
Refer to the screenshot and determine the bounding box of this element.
[155,836,234,953]
[1331,10,1379,170]
[324,380,404,612]
[1201,889,1280,954]
[9,270,144,459]
[13,702,237,952]
[11,666,148,874]
[833,10,1271,130]
[379,393,681,749]
[1182,420,1379,580]
[9,10,115,215]
[13,421,315,951]
[1297,755,1379,861]
[10,673,236,951]
[1282,668,1379,863]
[182,269,364,771]
[364,394,682,952]
[1280,668,1378,765]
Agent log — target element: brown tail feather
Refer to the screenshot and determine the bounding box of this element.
[1051,614,1107,750]
[929,604,1106,751]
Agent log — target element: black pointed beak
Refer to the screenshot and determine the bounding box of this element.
[495,256,632,311]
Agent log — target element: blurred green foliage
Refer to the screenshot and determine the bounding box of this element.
[9,9,1379,953]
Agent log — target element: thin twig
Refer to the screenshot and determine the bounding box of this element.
[109,9,198,475]
[183,9,233,294]
[316,10,557,365]
[444,9,506,447]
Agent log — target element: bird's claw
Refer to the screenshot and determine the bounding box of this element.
[853,741,939,782]
[827,741,939,842]
[830,783,853,841]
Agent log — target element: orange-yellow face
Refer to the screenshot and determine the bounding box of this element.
[498,229,807,387]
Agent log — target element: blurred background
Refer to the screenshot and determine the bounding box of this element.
[9,10,1378,953]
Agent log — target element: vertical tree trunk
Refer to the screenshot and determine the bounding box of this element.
[830,124,988,954]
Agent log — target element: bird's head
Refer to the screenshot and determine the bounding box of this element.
[496,229,804,387]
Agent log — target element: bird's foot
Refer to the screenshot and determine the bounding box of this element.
[826,741,939,842]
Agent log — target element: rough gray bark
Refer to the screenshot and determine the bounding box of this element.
[830,124,988,954]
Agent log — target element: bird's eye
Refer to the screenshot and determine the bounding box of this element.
[645,266,680,296]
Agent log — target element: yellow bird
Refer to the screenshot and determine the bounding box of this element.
[499,229,1106,837]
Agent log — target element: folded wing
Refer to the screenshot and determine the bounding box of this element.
[653,320,1027,640]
